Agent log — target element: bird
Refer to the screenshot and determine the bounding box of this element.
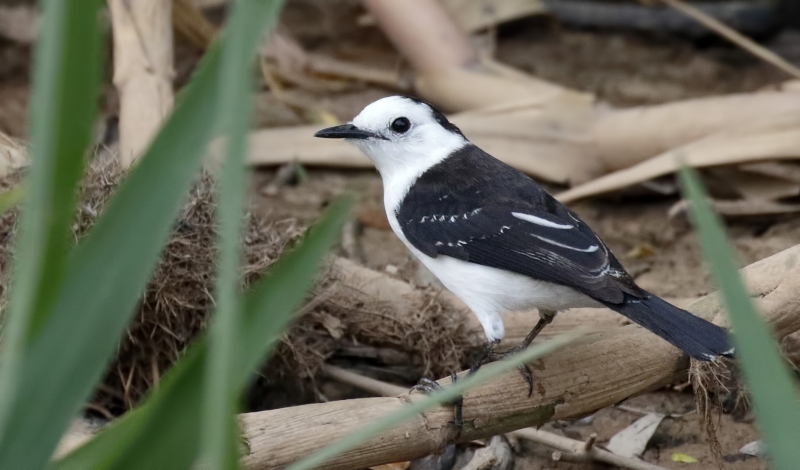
[314,95,733,384]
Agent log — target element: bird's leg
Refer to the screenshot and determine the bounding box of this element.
[412,372,464,434]
[470,338,501,373]
[486,309,558,397]
[505,309,558,356]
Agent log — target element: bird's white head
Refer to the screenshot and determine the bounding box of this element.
[314,96,468,182]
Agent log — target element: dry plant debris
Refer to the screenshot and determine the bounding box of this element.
[0,156,476,416]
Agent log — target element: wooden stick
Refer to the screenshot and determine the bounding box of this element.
[361,0,477,72]
[512,428,668,470]
[323,365,406,397]
[659,0,800,80]
[108,0,175,168]
[322,365,668,470]
[238,246,800,469]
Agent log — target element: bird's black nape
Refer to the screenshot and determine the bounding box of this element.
[401,96,465,137]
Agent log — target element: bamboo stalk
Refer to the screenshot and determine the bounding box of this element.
[109,0,175,168]
[238,246,800,469]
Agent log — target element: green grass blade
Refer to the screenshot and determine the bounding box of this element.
[679,166,800,469]
[0,43,225,469]
[0,185,25,215]
[203,1,283,468]
[0,0,102,444]
[52,198,352,470]
[288,331,580,470]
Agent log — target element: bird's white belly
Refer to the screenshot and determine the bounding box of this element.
[418,253,599,314]
[386,204,599,341]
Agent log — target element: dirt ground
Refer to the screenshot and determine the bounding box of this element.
[2,3,798,468]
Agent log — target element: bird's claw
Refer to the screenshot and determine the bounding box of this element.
[412,372,464,436]
[474,344,536,398]
[411,377,442,395]
[518,364,534,397]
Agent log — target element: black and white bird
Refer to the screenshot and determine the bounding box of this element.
[315,95,733,373]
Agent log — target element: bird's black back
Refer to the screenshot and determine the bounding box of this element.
[397,144,644,305]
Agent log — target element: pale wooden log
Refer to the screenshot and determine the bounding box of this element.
[361,0,477,72]
[441,0,547,32]
[238,246,800,469]
[590,92,800,173]
[323,365,668,470]
[561,112,800,203]
[361,0,584,114]
[109,0,175,168]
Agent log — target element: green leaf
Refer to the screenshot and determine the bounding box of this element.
[0,0,103,458]
[53,197,352,470]
[287,331,580,470]
[679,166,800,470]
[0,40,225,470]
[203,1,283,468]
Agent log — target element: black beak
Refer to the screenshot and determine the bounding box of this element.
[314,124,375,140]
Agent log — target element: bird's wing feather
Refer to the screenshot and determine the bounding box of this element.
[398,197,643,304]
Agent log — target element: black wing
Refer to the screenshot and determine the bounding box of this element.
[397,145,644,304]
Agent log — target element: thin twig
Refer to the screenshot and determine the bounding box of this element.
[322,364,669,470]
[322,364,407,397]
[659,0,800,80]
[512,428,669,470]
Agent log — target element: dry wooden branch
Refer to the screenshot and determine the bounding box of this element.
[512,428,667,470]
[590,92,800,173]
[238,246,800,470]
[360,0,582,113]
[440,0,547,32]
[323,364,406,397]
[109,0,175,168]
[561,112,800,203]
[659,0,800,80]
[361,0,477,72]
[323,364,667,470]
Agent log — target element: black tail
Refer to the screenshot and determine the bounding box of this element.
[605,293,733,361]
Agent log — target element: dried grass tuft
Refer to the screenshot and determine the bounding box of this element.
[0,156,474,416]
[689,356,742,469]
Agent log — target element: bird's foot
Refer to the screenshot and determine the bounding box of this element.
[412,372,464,433]
[469,339,502,372]
[478,345,536,397]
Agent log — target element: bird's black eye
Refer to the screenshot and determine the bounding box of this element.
[391,117,410,134]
